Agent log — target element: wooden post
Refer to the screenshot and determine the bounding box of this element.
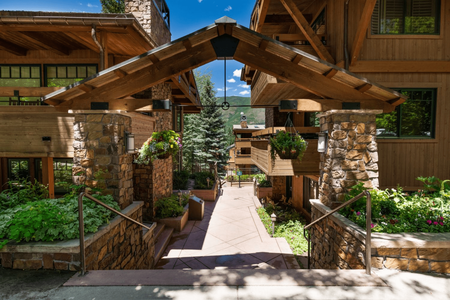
[42,157,55,199]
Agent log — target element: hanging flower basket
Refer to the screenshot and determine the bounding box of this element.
[269,130,308,161]
[134,130,182,165]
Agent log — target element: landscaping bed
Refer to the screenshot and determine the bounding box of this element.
[189,172,218,201]
[154,194,189,232]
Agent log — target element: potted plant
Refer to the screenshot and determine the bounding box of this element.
[190,171,218,201]
[269,130,308,161]
[255,175,273,200]
[154,194,190,232]
[134,130,182,165]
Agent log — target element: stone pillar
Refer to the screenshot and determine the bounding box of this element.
[152,83,173,131]
[73,112,134,209]
[318,110,380,208]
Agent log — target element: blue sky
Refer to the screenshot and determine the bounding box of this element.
[2,0,256,97]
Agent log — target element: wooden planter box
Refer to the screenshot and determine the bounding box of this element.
[257,185,273,200]
[155,204,189,232]
[190,182,218,202]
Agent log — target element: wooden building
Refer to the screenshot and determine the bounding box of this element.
[0,3,201,198]
[245,0,449,217]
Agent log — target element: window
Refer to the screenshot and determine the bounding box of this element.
[303,176,319,213]
[45,65,97,87]
[371,0,440,35]
[8,159,30,182]
[53,159,73,195]
[376,88,436,138]
[0,65,41,105]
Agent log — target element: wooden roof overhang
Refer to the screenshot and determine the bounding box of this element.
[43,16,406,113]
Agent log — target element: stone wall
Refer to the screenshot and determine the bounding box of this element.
[0,202,155,271]
[318,110,380,208]
[265,107,289,128]
[270,176,286,200]
[73,113,133,209]
[125,0,171,46]
[134,157,173,221]
[152,83,173,131]
[310,200,450,274]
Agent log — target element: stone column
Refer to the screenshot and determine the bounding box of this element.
[317,110,380,208]
[73,112,134,209]
[152,83,173,131]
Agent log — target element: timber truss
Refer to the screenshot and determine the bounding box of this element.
[43,16,406,113]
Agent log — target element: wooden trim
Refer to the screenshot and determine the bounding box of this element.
[279,0,335,63]
[350,0,377,66]
[350,61,450,73]
[0,87,62,97]
[376,139,438,144]
[0,38,27,56]
[256,0,271,32]
[41,157,55,199]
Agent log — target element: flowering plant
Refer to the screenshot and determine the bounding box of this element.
[134,130,182,165]
[269,130,308,161]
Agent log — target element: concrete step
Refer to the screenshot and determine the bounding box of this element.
[64,269,387,287]
[154,227,174,265]
[153,222,166,240]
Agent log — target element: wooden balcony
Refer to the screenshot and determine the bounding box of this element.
[235,155,253,165]
[251,139,320,176]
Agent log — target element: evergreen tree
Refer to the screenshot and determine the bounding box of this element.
[100,0,125,13]
[182,114,206,173]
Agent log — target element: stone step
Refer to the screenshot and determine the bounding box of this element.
[142,222,155,241]
[154,227,174,265]
[64,269,387,287]
[153,222,166,241]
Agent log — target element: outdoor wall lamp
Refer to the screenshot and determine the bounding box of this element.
[126,132,135,153]
[317,132,327,153]
[271,213,277,236]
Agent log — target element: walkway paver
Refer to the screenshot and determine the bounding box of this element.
[155,184,300,270]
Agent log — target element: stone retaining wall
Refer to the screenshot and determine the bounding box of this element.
[310,200,450,274]
[0,202,155,271]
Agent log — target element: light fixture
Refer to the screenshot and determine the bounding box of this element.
[126,132,135,153]
[271,213,277,237]
[318,132,327,153]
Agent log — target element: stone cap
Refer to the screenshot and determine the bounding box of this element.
[317,110,383,118]
[310,199,450,249]
[68,110,130,115]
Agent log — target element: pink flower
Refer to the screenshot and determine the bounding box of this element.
[356,211,361,216]
[440,216,444,220]
[439,222,444,226]
[433,221,438,225]
[371,223,375,229]
[427,220,432,225]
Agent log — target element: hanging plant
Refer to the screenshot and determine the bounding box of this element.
[134,130,182,165]
[269,130,308,161]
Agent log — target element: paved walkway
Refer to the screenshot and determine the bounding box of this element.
[155,184,301,270]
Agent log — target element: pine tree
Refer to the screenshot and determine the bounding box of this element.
[100,0,125,13]
[182,114,206,173]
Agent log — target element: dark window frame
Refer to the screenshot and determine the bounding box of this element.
[44,64,98,87]
[7,158,30,181]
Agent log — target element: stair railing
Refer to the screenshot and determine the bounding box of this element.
[78,192,155,276]
[303,191,372,275]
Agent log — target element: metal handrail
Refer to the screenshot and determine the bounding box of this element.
[77,192,154,276]
[303,191,372,275]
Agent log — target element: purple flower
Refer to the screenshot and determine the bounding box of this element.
[371,223,374,229]
[427,220,432,225]
[440,216,444,220]
[356,211,361,216]
[439,222,444,226]
[433,221,438,225]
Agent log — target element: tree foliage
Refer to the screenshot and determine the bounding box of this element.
[100,0,125,13]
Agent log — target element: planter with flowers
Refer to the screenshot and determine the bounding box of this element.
[134,130,182,165]
[269,130,308,161]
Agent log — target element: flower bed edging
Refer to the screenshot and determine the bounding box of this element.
[310,200,450,274]
[190,182,218,202]
[154,205,189,232]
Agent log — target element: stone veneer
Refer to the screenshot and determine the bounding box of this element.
[0,202,155,271]
[310,200,450,274]
[125,0,171,46]
[318,110,381,208]
[270,176,286,200]
[133,157,173,221]
[73,112,134,209]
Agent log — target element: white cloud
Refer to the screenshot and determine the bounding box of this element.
[87,3,98,7]
[227,78,236,83]
[217,87,231,92]
[239,90,250,96]
[233,69,241,77]
[238,84,250,89]
[225,5,232,11]
[198,0,203,2]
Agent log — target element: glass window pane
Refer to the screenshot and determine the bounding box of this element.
[47,66,57,78]
[87,66,97,76]
[31,66,40,78]
[21,67,30,78]
[0,78,40,87]
[77,66,87,78]
[376,110,399,137]
[67,66,77,78]
[1,66,10,78]
[53,158,73,195]
[8,159,30,181]
[57,66,67,78]
[400,99,433,137]
[11,67,20,78]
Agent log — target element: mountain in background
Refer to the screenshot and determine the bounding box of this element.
[215,96,265,130]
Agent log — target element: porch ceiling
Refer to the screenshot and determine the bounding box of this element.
[43,16,406,112]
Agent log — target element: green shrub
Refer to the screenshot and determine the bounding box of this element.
[0,179,49,210]
[173,170,189,190]
[254,174,266,184]
[259,180,272,187]
[155,194,189,219]
[192,172,215,189]
[0,194,119,248]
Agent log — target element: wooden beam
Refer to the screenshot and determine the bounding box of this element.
[63,32,99,52]
[277,98,395,113]
[19,32,71,56]
[272,33,326,42]
[323,68,338,78]
[350,61,450,73]
[256,0,271,32]
[259,39,270,50]
[182,39,193,50]
[41,157,55,199]
[264,14,313,24]
[0,38,27,56]
[78,84,95,93]
[387,97,405,106]
[64,98,154,111]
[114,69,127,78]
[67,41,217,103]
[355,83,373,93]
[0,87,61,97]
[279,0,335,63]
[350,0,378,66]
[233,40,375,101]
[291,54,303,64]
